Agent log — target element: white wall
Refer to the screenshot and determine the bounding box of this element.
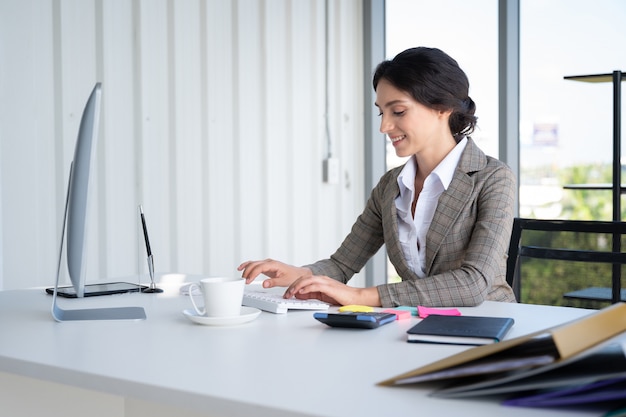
[0,0,366,290]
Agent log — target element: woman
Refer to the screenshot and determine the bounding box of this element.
[238,47,516,307]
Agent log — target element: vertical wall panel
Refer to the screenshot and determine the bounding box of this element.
[204,0,237,276]
[33,2,59,289]
[289,0,324,266]
[339,0,365,228]
[339,0,366,287]
[0,0,365,290]
[315,0,344,259]
[137,0,172,276]
[0,0,57,288]
[100,0,139,280]
[172,0,204,273]
[234,0,265,264]
[263,0,291,262]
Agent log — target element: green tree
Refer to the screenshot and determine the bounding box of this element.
[521,163,624,308]
[559,164,614,221]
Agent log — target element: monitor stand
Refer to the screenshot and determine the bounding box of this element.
[51,169,146,322]
[52,301,146,321]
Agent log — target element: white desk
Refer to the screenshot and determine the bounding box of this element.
[0,278,605,417]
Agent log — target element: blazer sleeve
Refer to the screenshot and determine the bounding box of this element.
[303,169,397,283]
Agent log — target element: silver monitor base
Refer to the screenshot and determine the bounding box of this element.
[52,302,146,321]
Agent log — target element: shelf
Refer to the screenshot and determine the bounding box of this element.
[564,73,625,83]
[564,287,626,303]
[562,183,626,193]
[563,71,624,305]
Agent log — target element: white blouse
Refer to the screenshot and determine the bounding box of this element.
[394,137,467,277]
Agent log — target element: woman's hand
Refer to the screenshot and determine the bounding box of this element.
[237,259,312,288]
[284,275,381,307]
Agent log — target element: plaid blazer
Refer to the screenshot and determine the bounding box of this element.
[306,138,517,307]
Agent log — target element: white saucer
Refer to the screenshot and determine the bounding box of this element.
[182,306,261,326]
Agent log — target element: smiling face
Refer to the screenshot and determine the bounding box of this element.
[375,79,454,159]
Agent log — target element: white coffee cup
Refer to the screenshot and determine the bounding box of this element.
[187,277,245,317]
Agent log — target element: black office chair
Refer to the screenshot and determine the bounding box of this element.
[506,217,626,305]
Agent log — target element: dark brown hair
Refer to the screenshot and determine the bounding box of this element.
[373,47,477,140]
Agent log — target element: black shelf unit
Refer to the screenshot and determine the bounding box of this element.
[562,71,624,304]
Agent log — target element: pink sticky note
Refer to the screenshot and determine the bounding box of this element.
[417,306,462,319]
[382,309,411,320]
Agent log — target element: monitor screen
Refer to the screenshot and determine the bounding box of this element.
[66,82,101,298]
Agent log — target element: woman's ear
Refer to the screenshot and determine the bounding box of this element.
[438,108,453,119]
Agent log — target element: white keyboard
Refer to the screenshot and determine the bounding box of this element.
[242,290,330,314]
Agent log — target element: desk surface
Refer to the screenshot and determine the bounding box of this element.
[0,276,607,417]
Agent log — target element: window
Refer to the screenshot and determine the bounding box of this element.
[384,0,626,303]
[520,0,626,221]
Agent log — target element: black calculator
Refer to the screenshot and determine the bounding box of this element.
[313,312,397,329]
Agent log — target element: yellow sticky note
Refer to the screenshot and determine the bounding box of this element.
[338,305,374,313]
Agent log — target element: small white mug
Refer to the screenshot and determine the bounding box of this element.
[188,277,245,317]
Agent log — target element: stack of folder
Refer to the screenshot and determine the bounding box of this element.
[380,303,626,413]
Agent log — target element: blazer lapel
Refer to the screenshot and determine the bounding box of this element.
[424,139,486,274]
[381,169,417,280]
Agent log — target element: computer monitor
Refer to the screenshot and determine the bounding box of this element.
[51,82,146,321]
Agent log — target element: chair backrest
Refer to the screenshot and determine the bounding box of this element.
[506,218,626,304]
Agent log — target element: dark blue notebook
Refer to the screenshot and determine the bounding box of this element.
[407,315,514,345]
